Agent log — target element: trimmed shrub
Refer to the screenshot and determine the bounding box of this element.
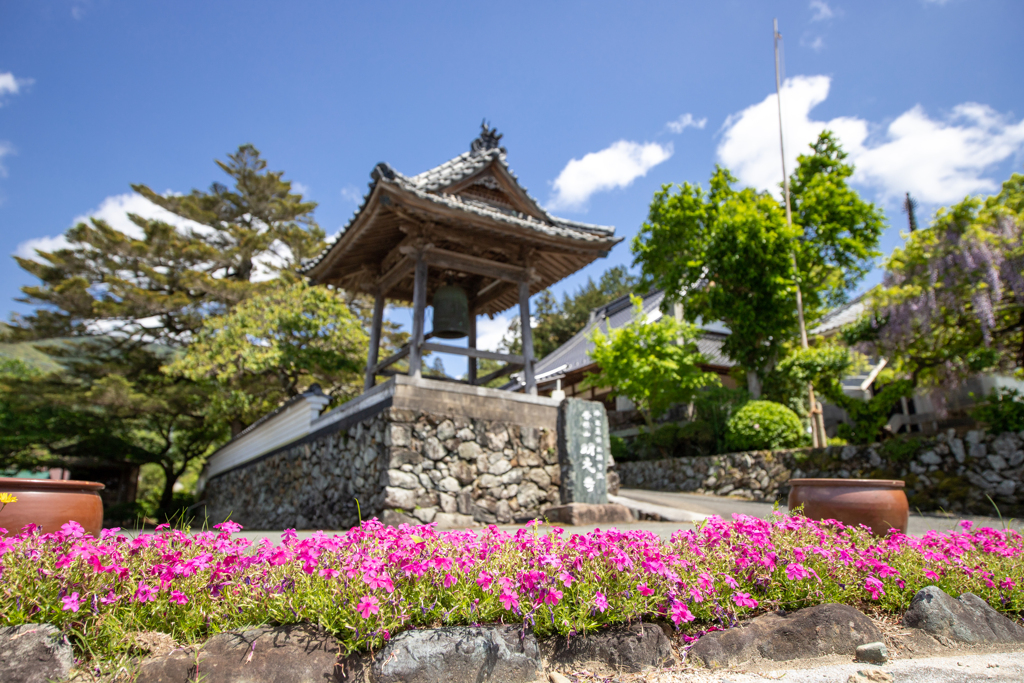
[725,400,805,451]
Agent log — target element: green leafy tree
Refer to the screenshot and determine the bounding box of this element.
[867,173,1024,390]
[5,145,327,513]
[501,266,638,359]
[581,296,719,429]
[633,167,798,395]
[168,281,367,429]
[634,133,884,396]
[763,344,857,419]
[788,132,887,320]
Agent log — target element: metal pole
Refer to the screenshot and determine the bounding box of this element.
[775,19,823,447]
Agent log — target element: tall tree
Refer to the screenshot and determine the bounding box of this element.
[633,166,798,395]
[867,172,1024,391]
[5,145,329,515]
[633,132,885,395]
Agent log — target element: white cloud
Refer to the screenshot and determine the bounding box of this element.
[809,0,834,21]
[666,113,707,134]
[0,141,14,177]
[291,181,310,197]
[547,140,673,211]
[16,191,296,282]
[0,72,32,105]
[14,234,71,260]
[807,36,825,51]
[340,185,363,203]
[716,74,1024,205]
[476,313,512,352]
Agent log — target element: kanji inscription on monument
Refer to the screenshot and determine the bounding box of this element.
[557,398,610,504]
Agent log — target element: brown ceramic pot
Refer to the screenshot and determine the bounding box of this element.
[0,477,105,537]
[788,478,908,536]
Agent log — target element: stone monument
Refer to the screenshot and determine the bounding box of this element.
[547,398,632,525]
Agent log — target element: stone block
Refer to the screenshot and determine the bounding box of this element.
[388,469,419,490]
[855,641,888,664]
[903,585,1024,644]
[193,625,340,683]
[387,424,411,448]
[412,507,437,523]
[424,437,446,461]
[544,503,633,526]
[919,451,942,465]
[550,624,678,674]
[950,439,966,463]
[383,486,417,510]
[381,509,418,527]
[457,441,482,460]
[433,512,478,529]
[987,454,1008,471]
[436,419,456,442]
[439,492,457,514]
[438,476,461,493]
[449,460,475,485]
[0,624,74,683]
[689,604,883,668]
[372,626,541,683]
[488,459,512,476]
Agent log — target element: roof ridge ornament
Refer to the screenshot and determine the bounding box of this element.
[471,120,504,154]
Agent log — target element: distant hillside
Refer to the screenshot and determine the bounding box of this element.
[0,338,68,374]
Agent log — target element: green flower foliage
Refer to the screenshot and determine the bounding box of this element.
[726,400,805,451]
[168,281,367,427]
[581,295,719,428]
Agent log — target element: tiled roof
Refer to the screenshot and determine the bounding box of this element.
[300,126,616,274]
[810,294,866,336]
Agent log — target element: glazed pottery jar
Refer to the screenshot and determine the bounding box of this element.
[0,477,105,537]
[788,478,908,536]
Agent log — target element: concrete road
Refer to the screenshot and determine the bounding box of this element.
[618,488,1024,535]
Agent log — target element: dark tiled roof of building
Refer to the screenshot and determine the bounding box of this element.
[301,125,616,274]
[810,293,867,336]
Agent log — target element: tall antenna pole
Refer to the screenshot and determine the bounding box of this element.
[774,18,823,447]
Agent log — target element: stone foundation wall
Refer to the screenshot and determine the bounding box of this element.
[204,406,563,529]
[617,428,1024,517]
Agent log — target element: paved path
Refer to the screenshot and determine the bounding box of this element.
[618,488,1024,535]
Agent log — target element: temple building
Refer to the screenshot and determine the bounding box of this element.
[199,125,622,529]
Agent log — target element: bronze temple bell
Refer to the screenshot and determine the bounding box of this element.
[432,284,470,339]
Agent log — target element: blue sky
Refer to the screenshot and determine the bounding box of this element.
[2,0,1023,357]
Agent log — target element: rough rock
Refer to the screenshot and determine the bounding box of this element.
[688,604,883,668]
[550,624,678,674]
[855,641,888,664]
[0,624,74,683]
[543,503,633,526]
[193,624,341,683]
[135,648,197,683]
[371,625,542,683]
[903,585,1024,644]
[847,671,893,683]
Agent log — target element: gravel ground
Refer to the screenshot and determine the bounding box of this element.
[557,651,1024,683]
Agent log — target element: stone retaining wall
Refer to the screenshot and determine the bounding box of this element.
[617,429,1024,516]
[204,406,562,529]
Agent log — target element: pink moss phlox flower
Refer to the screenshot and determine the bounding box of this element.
[722,574,739,589]
[356,595,380,619]
[476,571,493,591]
[689,586,704,603]
[1000,578,1016,590]
[864,576,886,600]
[499,590,519,612]
[99,591,119,605]
[60,521,85,538]
[638,583,655,596]
[444,573,458,589]
[558,571,574,588]
[732,592,758,608]
[542,588,563,606]
[318,567,340,579]
[134,581,157,603]
[593,591,608,613]
[169,591,189,605]
[671,600,695,625]
[785,563,812,581]
[61,592,81,612]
